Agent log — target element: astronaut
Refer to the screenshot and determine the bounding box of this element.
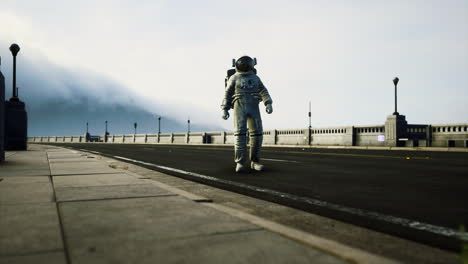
[221,56,273,172]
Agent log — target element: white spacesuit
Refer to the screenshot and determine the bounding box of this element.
[221,56,273,172]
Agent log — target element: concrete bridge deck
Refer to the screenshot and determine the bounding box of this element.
[0,144,404,264]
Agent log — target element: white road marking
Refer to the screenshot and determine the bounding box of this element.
[263,158,298,163]
[112,155,468,243]
[80,149,101,154]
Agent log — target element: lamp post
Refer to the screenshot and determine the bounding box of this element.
[158,116,161,134]
[0,55,4,160]
[134,122,137,135]
[308,101,312,145]
[187,117,190,133]
[9,44,20,101]
[85,122,90,142]
[4,43,28,150]
[104,120,108,142]
[393,77,399,115]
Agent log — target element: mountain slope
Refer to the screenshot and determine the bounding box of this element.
[26,97,220,136]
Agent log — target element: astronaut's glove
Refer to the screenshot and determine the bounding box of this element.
[222,110,230,120]
[266,104,273,114]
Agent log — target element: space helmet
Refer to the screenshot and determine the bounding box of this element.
[235,56,255,72]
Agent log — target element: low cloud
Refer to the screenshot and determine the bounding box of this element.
[0,41,223,136]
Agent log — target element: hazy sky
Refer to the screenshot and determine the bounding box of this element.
[1,0,467,130]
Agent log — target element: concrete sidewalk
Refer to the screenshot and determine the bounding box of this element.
[0,145,400,264]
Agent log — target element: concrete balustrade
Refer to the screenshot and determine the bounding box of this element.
[275,129,307,145]
[134,134,146,143]
[158,134,171,144]
[27,122,468,148]
[188,132,204,144]
[172,133,186,144]
[310,126,354,146]
[206,132,224,144]
[123,134,133,143]
[225,132,235,144]
[353,125,385,146]
[431,124,468,147]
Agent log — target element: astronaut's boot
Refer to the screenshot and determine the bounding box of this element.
[249,134,264,171]
[235,163,245,172]
[234,134,247,173]
[250,161,264,171]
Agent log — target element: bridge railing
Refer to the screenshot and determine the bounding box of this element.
[353,125,385,146]
[311,126,354,146]
[431,124,468,147]
[27,123,468,148]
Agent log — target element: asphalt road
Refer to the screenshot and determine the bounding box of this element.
[50,143,468,251]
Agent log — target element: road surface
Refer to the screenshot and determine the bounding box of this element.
[49,143,468,251]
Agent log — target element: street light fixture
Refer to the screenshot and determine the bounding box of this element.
[134,122,137,135]
[393,77,399,115]
[9,43,20,101]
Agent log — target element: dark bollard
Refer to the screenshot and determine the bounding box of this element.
[4,98,28,150]
[4,43,28,150]
[0,56,5,161]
